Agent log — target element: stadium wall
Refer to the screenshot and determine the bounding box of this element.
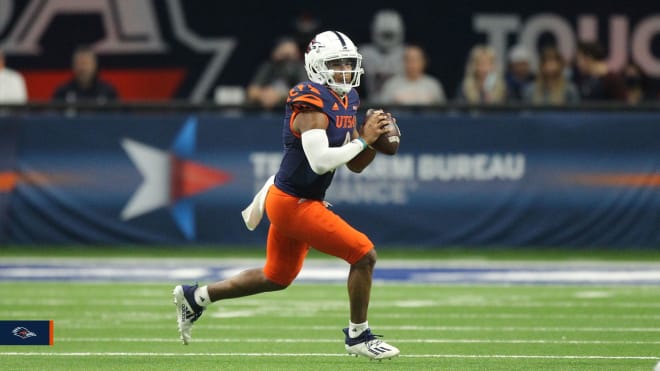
[0,110,658,247]
[1,1,659,100]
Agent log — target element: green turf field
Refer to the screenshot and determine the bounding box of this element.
[1,282,659,370]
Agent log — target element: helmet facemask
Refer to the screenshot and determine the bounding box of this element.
[319,55,363,96]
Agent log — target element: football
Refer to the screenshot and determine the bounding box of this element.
[366,109,401,155]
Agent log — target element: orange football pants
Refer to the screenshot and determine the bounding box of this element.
[262,184,374,286]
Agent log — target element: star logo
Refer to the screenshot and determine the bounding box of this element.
[120,117,232,240]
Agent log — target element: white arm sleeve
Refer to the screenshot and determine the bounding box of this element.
[301,129,366,175]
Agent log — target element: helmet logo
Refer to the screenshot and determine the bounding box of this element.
[307,39,322,53]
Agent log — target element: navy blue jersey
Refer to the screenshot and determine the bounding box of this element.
[274,81,360,200]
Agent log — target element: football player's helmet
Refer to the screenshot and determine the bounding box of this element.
[305,31,364,96]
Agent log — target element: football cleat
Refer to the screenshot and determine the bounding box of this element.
[173,284,205,345]
[343,328,400,360]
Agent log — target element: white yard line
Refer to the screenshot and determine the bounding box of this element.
[10,298,660,308]
[0,352,656,360]
[372,313,660,320]
[4,311,660,321]
[54,337,660,345]
[55,324,660,332]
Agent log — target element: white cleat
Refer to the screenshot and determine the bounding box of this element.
[173,284,205,345]
[343,328,400,360]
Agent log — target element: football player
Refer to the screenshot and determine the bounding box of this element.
[174,30,399,360]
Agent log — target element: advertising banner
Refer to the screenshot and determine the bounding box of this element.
[0,120,18,243]
[2,112,659,247]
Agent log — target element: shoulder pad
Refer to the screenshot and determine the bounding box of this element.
[287,83,324,111]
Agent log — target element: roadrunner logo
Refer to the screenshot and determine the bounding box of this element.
[12,327,37,340]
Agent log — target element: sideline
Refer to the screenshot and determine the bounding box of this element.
[2,258,660,284]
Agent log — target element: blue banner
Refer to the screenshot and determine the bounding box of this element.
[0,120,18,244]
[0,320,53,346]
[1,112,659,247]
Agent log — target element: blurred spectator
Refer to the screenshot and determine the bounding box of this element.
[247,38,307,109]
[379,45,446,105]
[523,47,579,105]
[505,45,535,101]
[360,9,406,102]
[456,45,506,104]
[0,49,27,104]
[292,11,321,57]
[574,41,627,102]
[622,62,650,105]
[53,46,118,103]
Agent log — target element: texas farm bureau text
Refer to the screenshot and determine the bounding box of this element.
[250,152,525,205]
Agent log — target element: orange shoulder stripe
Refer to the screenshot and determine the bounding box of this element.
[289,111,301,138]
[291,94,324,109]
[306,84,321,95]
